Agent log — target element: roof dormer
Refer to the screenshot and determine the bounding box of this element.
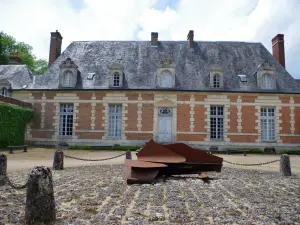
[210,65,224,90]
[108,62,124,88]
[59,58,78,88]
[257,60,276,90]
[156,56,176,88]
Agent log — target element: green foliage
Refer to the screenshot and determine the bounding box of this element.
[248,149,264,154]
[0,103,33,148]
[0,31,48,75]
[224,148,264,154]
[68,145,141,151]
[284,150,300,155]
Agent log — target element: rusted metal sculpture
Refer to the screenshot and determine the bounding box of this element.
[125,139,223,184]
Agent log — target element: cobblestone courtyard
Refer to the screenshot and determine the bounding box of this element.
[1,163,300,225]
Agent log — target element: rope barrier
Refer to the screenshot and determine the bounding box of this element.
[64,152,127,161]
[223,159,280,167]
[2,175,27,189]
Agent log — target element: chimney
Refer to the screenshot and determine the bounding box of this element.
[48,30,63,67]
[187,30,194,49]
[8,52,22,65]
[151,32,158,47]
[272,34,285,68]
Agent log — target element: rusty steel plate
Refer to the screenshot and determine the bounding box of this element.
[125,160,160,184]
[137,139,186,163]
[164,142,223,164]
[125,159,167,168]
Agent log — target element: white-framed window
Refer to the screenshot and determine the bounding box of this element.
[210,106,224,139]
[1,87,7,96]
[159,70,173,88]
[108,104,122,138]
[261,73,273,89]
[261,107,276,141]
[213,74,220,88]
[59,103,74,136]
[62,71,74,87]
[113,72,120,87]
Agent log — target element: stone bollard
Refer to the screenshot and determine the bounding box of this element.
[25,166,56,224]
[126,150,132,160]
[53,150,64,170]
[0,154,7,185]
[280,154,292,176]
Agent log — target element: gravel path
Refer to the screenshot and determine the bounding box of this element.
[1,165,300,225]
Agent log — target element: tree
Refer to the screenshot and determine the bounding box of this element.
[0,31,48,75]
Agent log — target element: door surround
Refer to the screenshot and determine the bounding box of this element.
[153,94,177,142]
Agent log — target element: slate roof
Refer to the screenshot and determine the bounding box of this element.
[8,41,300,93]
[0,65,33,89]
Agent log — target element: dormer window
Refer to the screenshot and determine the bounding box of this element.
[213,74,220,88]
[59,58,78,88]
[113,72,121,87]
[261,73,273,89]
[1,87,7,96]
[156,57,176,88]
[62,71,74,87]
[159,70,173,88]
[210,65,224,89]
[108,62,124,88]
[257,61,276,90]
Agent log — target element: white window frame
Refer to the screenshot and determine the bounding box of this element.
[1,87,7,96]
[261,73,273,89]
[210,106,224,140]
[213,74,220,88]
[261,107,276,141]
[63,71,74,87]
[113,72,120,87]
[59,103,74,136]
[108,104,122,138]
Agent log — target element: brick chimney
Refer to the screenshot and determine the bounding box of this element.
[187,30,194,49]
[272,34,285,68]
[48,30,63,67]
[151,32,158,47]
[8,52,22,65]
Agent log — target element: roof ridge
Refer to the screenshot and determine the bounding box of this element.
[71,40,261,44]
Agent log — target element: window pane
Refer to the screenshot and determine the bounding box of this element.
[108,104,122,138]
[210,106,224,139]
[262,74,273,89]
[261,107,276,141]
[59,104,74,136]
[213,74,220,88]
[113,73,120,87]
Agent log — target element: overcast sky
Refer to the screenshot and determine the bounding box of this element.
[1,0,300,78]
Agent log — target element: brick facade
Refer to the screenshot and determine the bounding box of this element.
[15,91,300,150]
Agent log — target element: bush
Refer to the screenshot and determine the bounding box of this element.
[248,149,264,154]
[0,103,33,148]
[68,145,141,151]
[224,148,264,154]
[284,150,300,155]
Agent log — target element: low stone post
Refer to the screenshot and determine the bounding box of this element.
[126,151,132,160]
[0,154,7,185]
[25,166,56,224]
[280,154,292,176]
[53,150,64,170]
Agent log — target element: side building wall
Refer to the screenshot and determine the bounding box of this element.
[11,91,300,150]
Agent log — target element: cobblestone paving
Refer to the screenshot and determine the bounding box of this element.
[0,165,300,225]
